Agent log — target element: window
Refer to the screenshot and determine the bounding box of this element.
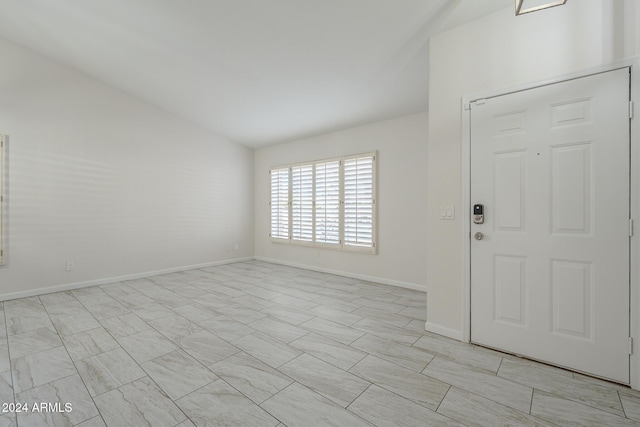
[270,167,289,240]
[269,152,376,253]
[291,164,313,242]
[0,135,4,265]
[344,155,374,248]
[315,160,340,246]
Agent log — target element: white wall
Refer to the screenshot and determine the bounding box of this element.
[254,112,428,290]
[0,37,254,299]
[426,0,634,337]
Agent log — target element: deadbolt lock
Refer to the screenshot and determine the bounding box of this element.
[473,204,484,224]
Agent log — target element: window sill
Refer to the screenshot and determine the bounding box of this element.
[270,237,377,255]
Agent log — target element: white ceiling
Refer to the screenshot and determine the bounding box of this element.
[0,0,510,148]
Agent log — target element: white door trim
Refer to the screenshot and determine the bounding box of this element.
[461,58,640,389]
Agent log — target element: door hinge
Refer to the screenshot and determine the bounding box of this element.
[630,101,634,119]
[629,337,634,355]
[630,219,634,237]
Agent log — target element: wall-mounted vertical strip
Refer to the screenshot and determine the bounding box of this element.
[0,135,5,265]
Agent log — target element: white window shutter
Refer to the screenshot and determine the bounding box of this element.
[291,164,314,242]
[343,155,374,249]
[315,161,340,245]
[270,167,290,239]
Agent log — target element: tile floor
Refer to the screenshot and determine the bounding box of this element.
[0,260,639,426]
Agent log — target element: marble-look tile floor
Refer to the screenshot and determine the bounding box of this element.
[0,260,639,426]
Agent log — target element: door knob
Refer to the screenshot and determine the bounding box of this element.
[474,232,484,240]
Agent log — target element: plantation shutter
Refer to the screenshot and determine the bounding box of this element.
[343,155,375,249]
[291,164,314,242]
[315,161,340,245]
[270,167,290,239]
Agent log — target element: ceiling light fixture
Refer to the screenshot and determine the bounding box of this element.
[516,0,567,16]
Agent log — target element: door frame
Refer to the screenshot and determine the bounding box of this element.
[461,59,640,388]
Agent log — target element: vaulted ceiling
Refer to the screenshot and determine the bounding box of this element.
[0,0,509,147]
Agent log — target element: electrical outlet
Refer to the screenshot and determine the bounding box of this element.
[66,261,74,271]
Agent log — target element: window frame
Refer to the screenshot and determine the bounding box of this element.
[269,151,377,254]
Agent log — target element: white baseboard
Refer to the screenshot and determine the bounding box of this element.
[424,321,464,341]
[0,257,253,302]
[3,255,429,307]
[254,256,429,293]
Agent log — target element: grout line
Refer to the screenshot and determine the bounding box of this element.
[617,390,629,420]
[433,384,452,413]
[528,386,534,415]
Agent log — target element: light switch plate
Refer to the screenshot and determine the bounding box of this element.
[440,206,455,220]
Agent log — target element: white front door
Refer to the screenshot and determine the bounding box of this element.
[470,68,631,383]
